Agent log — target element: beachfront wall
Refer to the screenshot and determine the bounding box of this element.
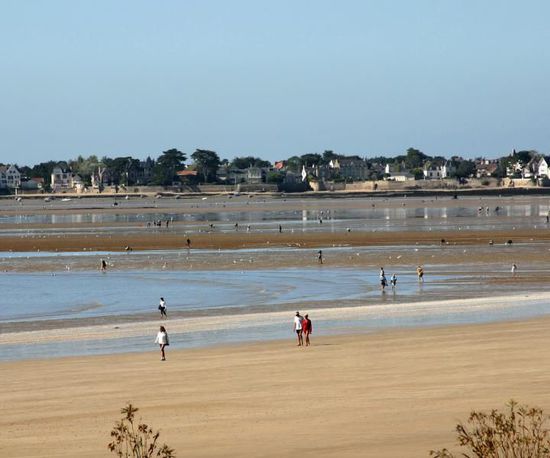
[343,178,506,192]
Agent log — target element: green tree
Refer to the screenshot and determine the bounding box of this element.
[191,149,221,183]
[266,170,285,184]
[300,153,322,167]
[405,148,429,169]
[30,161,62,186]
[286,156,302,173]
[321,150,339,165]
[230,156,271,169]
[152,148,186,185]
[454,160,476,179]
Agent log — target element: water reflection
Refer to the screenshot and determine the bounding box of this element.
[2,203,550,234]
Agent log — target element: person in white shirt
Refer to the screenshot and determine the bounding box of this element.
[293,312,304,346]
[158,297,167,318]
[154,326,169,361]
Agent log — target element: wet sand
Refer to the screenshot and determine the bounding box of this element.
[2,316,550,457]
[2,228,550,252]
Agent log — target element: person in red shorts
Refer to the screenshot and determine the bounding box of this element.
[302,314,312,347]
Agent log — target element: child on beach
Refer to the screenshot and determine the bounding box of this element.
[154,326,169,361]
[390,274,397,288]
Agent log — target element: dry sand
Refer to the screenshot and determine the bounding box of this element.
[2,316,550,457]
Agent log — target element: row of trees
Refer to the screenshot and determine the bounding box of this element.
[10,147,539,188]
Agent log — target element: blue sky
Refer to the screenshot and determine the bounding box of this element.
[1,0,550,165]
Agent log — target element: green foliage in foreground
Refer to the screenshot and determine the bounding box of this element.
[430,400,550,457]
[108,403,175,458]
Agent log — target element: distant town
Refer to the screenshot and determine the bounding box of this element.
[1,147,549,194]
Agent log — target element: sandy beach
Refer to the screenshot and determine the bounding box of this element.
[2,316,550,457]
[3,194,550,456]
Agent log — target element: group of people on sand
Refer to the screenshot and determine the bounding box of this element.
[147,219,171,228]
[155,308,314,361]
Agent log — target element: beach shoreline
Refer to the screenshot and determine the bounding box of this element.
[2,315,550,457]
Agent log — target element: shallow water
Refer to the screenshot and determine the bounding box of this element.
[1,267,462,323]
[2,292,550,362]
[3,195,550,361]
[3,196,550,236]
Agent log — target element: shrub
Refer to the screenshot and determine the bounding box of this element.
[430,400,550,457]
[108,403,175,458]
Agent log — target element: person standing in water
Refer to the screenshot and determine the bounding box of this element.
[100,259,107,272]
[154,326,169,361]
[317,250,323,264]
[416,265,424,283]
[390,274,397,289]
[158,297,167,318]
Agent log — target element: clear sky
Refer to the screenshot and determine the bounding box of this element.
[1,0,550,165]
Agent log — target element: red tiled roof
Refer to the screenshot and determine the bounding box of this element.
[176,170,198,176]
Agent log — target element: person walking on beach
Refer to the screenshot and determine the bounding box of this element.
[318,250,323,264]
[100,259,107,272]
[293,311,304,346]
[511,263,518,275]
[390,274,397,289]
[416,265,424,283]
[158,297,167,318]
[155,326,169,361]
[278,224,282,233]
[302,314,312,346]
[186,238,191,249]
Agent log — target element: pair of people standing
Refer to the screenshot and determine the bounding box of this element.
[293,312,312,346]
[379,267,397,290]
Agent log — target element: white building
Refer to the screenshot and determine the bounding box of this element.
[384,164,415,181]
[51,166,84,192]
[0,165,21,190]
[423,161,455,179]
[536,157,550,178]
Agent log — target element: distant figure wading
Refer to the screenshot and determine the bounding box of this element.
[416,266,424,283]
[154,326,169,361]
[100,259,107,272]
[318,250,323,264]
